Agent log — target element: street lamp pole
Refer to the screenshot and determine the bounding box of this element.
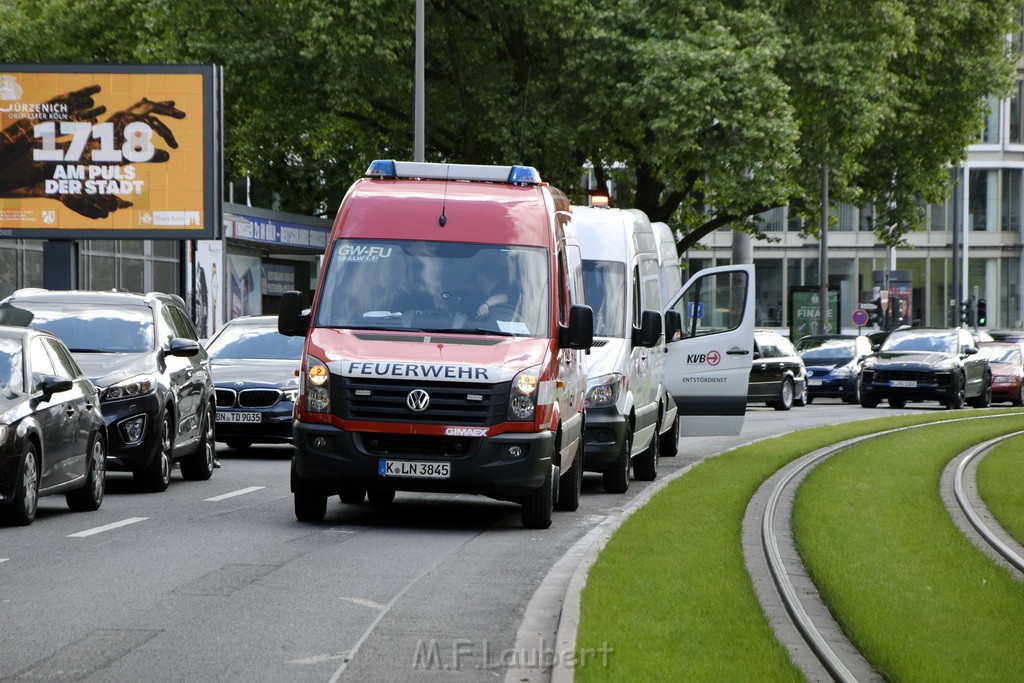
[414,0,425,162]
[819,164,829,333]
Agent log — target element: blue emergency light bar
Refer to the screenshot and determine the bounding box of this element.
[365,160,542,186]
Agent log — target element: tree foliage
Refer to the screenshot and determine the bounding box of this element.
[1,0,1018,250]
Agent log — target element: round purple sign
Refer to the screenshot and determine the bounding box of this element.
[851,308,869,327]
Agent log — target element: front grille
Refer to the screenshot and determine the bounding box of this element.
[332,375,510,426]
[215,389,236,407]
[358,433,473,457]
[875,369,934,383]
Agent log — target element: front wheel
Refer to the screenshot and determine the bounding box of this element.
[946,373,966,410]
[1,442,40,526]
[633,423,660,482]
[602,429,632,494]
[659,414,679,457]
[66,433,106,512]
[554,443,582,512]
[292,460,327,522]
[180,402,216,480]
[135,410,173,492]
[889,398,906,409]
[521,465,554,529]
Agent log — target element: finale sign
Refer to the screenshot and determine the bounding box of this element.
[0,64,221,239]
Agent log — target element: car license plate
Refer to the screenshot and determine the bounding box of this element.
[216,411,262,423]
[890,380,917,388]
[808,379,823,386]
[379,459,450,479]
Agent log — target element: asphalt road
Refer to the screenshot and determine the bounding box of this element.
[0,399,935,683]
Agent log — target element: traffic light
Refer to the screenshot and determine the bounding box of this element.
[868,297,882,326]
[977,299,987,326]
[960,300,972,326]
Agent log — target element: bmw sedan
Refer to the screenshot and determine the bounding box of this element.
[0,326,106,526]
[205,316,304,450]
[859,327,992,409]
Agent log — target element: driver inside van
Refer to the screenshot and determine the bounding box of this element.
[470,253,515,318]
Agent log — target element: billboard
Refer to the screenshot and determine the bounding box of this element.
[789,286,841,341]
[0,64,221,239]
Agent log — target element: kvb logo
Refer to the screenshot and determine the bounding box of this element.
[686,350,721,365]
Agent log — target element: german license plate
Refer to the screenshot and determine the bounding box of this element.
[216,411,262,423]
[890,380,917,388]
[379,459,450,479]
[808,379,823,386]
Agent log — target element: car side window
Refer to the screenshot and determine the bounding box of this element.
[168,305,199,340]
[29,337,57,392]
[42,338,77,380]
[158,306,180,347]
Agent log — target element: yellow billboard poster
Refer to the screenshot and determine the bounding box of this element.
[0,64,221,239]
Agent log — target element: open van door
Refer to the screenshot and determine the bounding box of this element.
[663,264,754,436]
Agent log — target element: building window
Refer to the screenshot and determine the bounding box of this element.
[1003,168,1022,232]
[81,240,180,293]
[980,96,1000,144]
[968,169,998,230]
[1011,80,1024,143]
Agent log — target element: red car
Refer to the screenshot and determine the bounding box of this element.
[978,341,1024,406]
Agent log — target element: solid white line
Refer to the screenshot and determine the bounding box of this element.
[0,558,9,564]
[68,517,148,538]
[204,486,265,502]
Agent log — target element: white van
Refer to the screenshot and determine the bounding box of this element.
[651,221,682,456]
[575,205,671,492]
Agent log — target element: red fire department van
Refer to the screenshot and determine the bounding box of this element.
[278,160,593,528]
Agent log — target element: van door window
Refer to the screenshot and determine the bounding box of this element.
[669,269,749,338]
[582,260,626,337]
[314,240,550,337]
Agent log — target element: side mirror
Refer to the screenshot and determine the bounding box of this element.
[633,309,662,348]
[40,375,73,399]
[166,337,201,357]
[664,310,682,342]
[561,304,593,350]
[279,290,310,337]
[753,350,762,360]
[964,346,978,356]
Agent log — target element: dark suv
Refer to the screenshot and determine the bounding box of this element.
[859,327,992,409]
[0,289,216,491]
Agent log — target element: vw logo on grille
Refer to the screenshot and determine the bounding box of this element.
[406,389,431,412]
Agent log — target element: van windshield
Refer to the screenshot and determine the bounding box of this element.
[582,260,626,337]
[315,240,550,337]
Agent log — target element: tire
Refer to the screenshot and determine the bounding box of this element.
[659,414,679,457]
[292,460,327,522]
[2,442,40,526]
[946,373,966,410]
[772,379,794,411]
[806,396,815,405]
[968,373,992,408]
[554,443,582,512]
[633,422,660,482]
[860,391,879,408]
[367,489,396,504]
[1013,383,1024,407]
[135,410,173,492]
[521,464,554,529]
[180,402,216,481]
[888,398,906,409]
[339,487,367,504]
[793,383,807,407]
[66,433,106,512]
[602,428,632,494]
[226,439,252,450]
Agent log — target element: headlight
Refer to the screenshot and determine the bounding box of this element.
[283,388,299,402]
[508,366,541,421]
[304,356,330,413]
[831,364,854,378]
[0,424,7,443]
[585,373,623,409]
[993,375,1014,384]
[102,374,156,401]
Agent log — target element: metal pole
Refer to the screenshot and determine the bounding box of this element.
[819,165,829,333]
[414,0,425,162]
[951,167,960,326]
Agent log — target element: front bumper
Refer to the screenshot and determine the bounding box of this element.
[101,393,162,472]
[215,403,294,443]
[291,421,554,500]
[806,375,858,399]
[582,408,628,471]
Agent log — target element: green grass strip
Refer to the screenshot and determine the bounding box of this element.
[975,433,1024,545]
[575,409,1017,682]
[793,414,1024,682]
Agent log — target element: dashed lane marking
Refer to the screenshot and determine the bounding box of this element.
[67,517,148,538]
[204,486,266,502]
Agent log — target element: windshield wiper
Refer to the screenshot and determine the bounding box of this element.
[424,327,516,337]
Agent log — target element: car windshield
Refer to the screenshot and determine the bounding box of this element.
[0,338,24,392]
[582,260,626,337]
[314,240,550,336]
[0,301,154,353]
[881,331,956,354]
[797,338,856,363]
[980,346,1022,364]
[207,324,305,360]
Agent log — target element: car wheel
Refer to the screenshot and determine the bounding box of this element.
[633,422,660,482]
[554,437,582,512]
[772,379,794,411]
[659,414,679,457]
[2,442,40,526]
[521,464,554,529]
[968,373,992,408]
[135,410,173,492]
[339,488,367,504]
[367,489,396,504]
[793,383,808,407]
[181,402,216,481]
[853,375,863,404]
[292,460,327,522]
[1013,383,1024,407]
[889,398,906,409]
[226,439,252,450]
[806,396,815,405]
[66,433,106,512]
[946,373,966,410]
[602,428,632,494]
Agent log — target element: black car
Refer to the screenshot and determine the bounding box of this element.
[795,334,873,404]
[0,290,216,492]
[0,325,107,525]
[859,327,992,409]
[748,330,807,410]
[204,315,304,449]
